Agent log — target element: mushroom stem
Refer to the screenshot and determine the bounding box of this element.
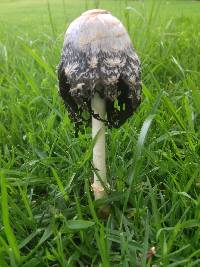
[91,92,107,200]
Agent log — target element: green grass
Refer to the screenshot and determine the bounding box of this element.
[0,0,200,266]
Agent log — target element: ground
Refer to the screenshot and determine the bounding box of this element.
[0,0,200,266]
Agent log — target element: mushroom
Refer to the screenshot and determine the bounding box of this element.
[58,9,141,205]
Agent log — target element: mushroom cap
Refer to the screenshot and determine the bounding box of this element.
[58,9,141,129]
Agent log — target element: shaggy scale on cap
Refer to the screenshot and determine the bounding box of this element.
[58,9,141,132]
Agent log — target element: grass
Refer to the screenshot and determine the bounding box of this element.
[0,0,200,266]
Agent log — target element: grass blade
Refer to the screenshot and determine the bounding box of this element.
[0,172,21,263]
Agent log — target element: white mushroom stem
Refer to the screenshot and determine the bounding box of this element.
[91,92,107,200]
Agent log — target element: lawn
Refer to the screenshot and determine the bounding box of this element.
[0,0,200,266]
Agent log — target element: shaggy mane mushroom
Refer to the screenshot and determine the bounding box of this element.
[58,9,141,213]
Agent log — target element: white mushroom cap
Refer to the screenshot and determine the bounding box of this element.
[66,9,133,53]
[58,9,141,130]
